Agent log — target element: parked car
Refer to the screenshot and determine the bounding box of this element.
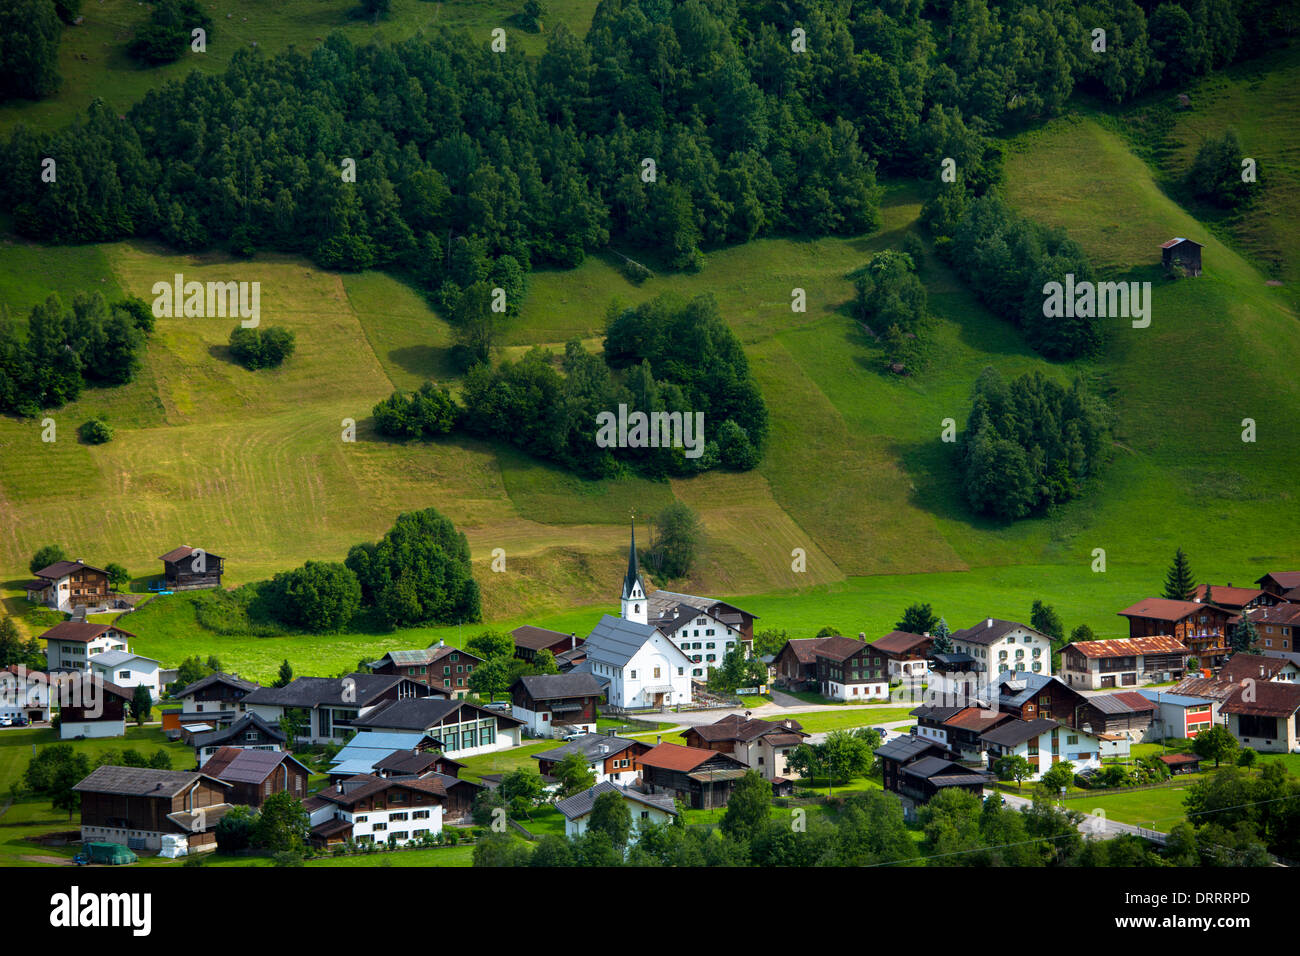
[561,731,585,742]
[483,700,511,712]
[0,717,12,728]
[12,716,29,727]
[872,726,890,736]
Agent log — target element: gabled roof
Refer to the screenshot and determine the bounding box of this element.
[951,619,1050,647]
[1137,687,1216,708]
[1222,681,1300,717]
[582,614,687,669]
[777,638,830,665]
[900,755,993,785]
[372,750,451,776]
[1117,598,1207,622]
[190,712,286,750]
[979,717,1061,748]
[1220,653,1293,684]
[1159,237,1202,249]
[314,773,449,809]
[871,630,931,657]
[1064,636,1190,658]
[73,765,230,797]
[329,731,443,775]
[39,622,136,644]
[1248,604,1300,627]
[992,671,1060,707]
[1257,571,1300,591]
[1193,585,1267,607]
[242,673,420,709]
[369,646,485,669]
[512,625,579,652]
[689,713,806,744]
[176,672,260,698]
[555,780,677,821]
[351,697,523,732]
[35,560,108,579]
[158,545,224,563]
[88,650,160,670]
[874,734,956,763]
[532,733,644,764]
[812,635,874,662]
[1087,692,1157,715]
[512,673,603,701]
[638,742,743,773]
[202,746,308,784]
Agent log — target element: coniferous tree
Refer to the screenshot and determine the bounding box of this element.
[1163,548,1196,601]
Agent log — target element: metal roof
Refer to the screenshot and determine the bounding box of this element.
[582,614,687,669]
[1135,688,1214,708]
[555,780,677,820]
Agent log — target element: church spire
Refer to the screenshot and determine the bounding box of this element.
[621,518,647,624]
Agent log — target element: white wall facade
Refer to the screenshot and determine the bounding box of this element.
[89,658,161,701]
[605,634,692,709]
[957,626,1053,677]
[672,611,743,679]
[45,634,130,673]
[565,802,674,843]
[60,718,125,739]
[822,679,888,702]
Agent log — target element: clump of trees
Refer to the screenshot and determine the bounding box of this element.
[850,249,928,371]
[642,502,702,579]
[373,382,457,439]
[128,0,214,65]
[0,616,47,671]
[0,0,62,102]
[0,293,151,415]
[228,325,295,370]
[1185,129,1257,208]
[79,418,113,444]
[345,507,480,628]
[924,193,1100,360]
[958,367,1111,520]
[265,561,363,633]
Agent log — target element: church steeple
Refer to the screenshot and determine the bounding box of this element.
[621,519,648,625]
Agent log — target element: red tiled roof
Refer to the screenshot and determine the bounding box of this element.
[1219,654,1290,684]
[1222,682,1300,717]
[1117,599,1205,622]
[1193,585,1266,607]
[1157,753,1200,766]
[813,635,872,662]
[638,743,717,772]
[1066,636,1190,658]
[1112,691,1158,712]
[39,622,136,644]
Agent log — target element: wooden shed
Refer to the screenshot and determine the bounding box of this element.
[1160,237,1202,276]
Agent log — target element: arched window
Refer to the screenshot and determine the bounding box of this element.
[634,604,640,613]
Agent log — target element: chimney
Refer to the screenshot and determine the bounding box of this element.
[986,618,992,629]
[570,632,576,650]
[656,735,662,745]
[858,632,866,642]
[336,781,342,793]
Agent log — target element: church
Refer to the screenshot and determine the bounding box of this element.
[571,523,759,710]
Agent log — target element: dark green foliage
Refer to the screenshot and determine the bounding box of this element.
[553,751,596,797]
[897,603,938,636]
[929,193,1100,360]
[643,502,702,579]
[1163,547,1196,601]
[959,367,1110,520]
[79,418,113,445]
[359,0,391,20]
[228,325,295,370]
[1185,129,1256,208]
[1232,612,1261,654]
[707,647,767,695]
[128,0,214,66]
[29,545,66,575]
[0,0,62,101]
[26,744,91,816]
[588,789,632,849]
[216,806,256,853]
[373,381,458,439]
[104,563,129,589]
[520,0,548,33]
[0,292,149,415]
[1030,600,1064,643]
[130,685,154,725]
[252,792,309,853]
[466,630,514,661]
[720,771,771,843]
[274,659,294,688]
[53,0,82,22]
[266,561,362,633]
[345,507,481,628]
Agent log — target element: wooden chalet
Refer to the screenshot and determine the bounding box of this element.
[772,638,824,689]
[1076,692,1156,739]
[368,645,484,697]
[532,733,651,787]
[637,743,749,810]
[73,766,234,854]
[1256,572,1300,602]
[1118,598,1233,669]
[910,704,1015,763]
[812,634,889,700]
[201,747,310,808]
[875,735,992,809]
[681,713,808,780]
[508,672,602,738]
[24,559,112,612]
[158,546,224,590]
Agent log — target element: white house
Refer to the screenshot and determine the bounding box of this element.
[88,650,162,702]
[307,775,447,846]
[979,717,1103,781]
[533,733,649,788]
[951,618,1054,677]
[1,665,52,723]
[40,622,133,673]
[554,780,678,843]
[576,614,692,710]
[508,672,602,738]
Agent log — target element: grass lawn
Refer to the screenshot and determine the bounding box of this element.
[513,805,567,838]
[0,725,194,797]
[455,742,555,784]
[792,708,916,735]
[1069,785,1194,830]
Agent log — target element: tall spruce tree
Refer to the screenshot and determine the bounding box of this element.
[1163,548,1196,601]
[931,618,953,654]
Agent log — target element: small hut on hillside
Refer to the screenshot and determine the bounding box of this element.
[1160,237,1202,277]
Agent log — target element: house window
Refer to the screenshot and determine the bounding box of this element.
[451,654,459,662]
[1067,735,1078,745]
[373,822,387,831]
[653,667,661,679]
[677,667,684,676]
[630,671,637,679]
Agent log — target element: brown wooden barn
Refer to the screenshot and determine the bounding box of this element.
[1160,237,1202,276]
[73,765,234,854]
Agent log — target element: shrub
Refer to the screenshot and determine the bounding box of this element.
[229,325,296,370]
[78,418,113,444]
[128,0,214,65]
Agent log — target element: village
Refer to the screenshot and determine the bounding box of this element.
[3,527,1299,867]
